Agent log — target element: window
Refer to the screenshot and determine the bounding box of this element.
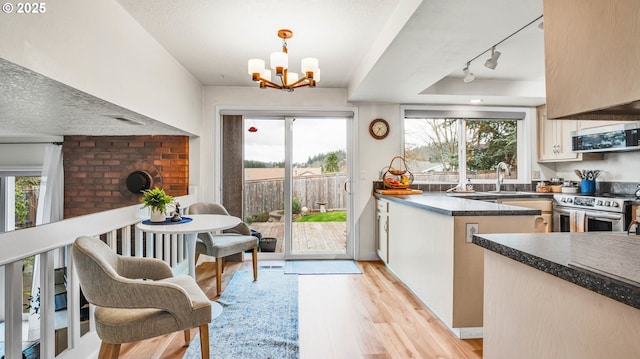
[403,107,527,184]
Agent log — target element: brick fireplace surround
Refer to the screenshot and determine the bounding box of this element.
[62,135,189,219]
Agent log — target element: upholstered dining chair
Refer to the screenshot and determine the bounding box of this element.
[72,236,212,359]
[187,202,259,294]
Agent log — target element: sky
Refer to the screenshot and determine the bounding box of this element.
[244,117,347,164]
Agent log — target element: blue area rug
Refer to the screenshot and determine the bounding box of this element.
[182,270,298,359]
[284,260,362,275]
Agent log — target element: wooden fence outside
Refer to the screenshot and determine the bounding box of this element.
[243,173,347,218]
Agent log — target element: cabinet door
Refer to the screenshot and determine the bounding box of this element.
[376,200,389,263]
[544,0,640,119]
[555,120,579,160]
[537,105,558,161]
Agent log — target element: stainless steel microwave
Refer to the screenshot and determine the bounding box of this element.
[571,122,640,153]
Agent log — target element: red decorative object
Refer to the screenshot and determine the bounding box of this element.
[248,126,258,132]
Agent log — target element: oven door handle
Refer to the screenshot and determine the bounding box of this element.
[555,208,623,220]
[582,211,623,220]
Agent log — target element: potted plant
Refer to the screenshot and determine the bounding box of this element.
[141,187,174,222]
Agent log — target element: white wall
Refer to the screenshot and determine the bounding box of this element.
[554,152,640,183]
[0,0,202,135]
[356,104,402,259]
[0,144,49,167]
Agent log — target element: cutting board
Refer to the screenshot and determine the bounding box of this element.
[375,188,423,195]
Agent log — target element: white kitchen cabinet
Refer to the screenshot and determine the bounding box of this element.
[544,0,640,120]
[383,199,538,337]
[375,198,389,264]
[537,105,603,162]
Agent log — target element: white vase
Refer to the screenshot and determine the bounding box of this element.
[150,209,166,222]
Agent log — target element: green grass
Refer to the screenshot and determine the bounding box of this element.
[295,211,346,222]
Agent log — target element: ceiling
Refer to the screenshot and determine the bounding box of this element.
[0,0,545,138]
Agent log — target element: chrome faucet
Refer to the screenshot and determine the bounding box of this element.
[495,162,511,192]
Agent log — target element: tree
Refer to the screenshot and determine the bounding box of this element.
[405,118,459,171]
[323,152,340,173]
[466,120,517,171]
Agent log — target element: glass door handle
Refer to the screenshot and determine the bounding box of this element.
[344,180,351,194]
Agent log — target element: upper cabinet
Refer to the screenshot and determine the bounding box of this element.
[537,105,604,162]
[544,0,640,120]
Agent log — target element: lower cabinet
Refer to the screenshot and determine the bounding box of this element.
[383,200,537,338]
[375,199,389,264]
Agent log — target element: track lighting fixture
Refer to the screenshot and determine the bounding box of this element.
[484,46,501,70]
[461,14,542,83]
[463,62,475,83]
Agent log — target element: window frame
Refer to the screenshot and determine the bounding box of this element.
[400,105,533,185]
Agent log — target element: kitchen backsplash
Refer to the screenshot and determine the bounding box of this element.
[373,181,639,195]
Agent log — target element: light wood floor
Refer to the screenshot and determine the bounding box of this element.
[117,259,482,359]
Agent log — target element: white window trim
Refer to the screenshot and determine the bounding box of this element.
[400,105,533,185]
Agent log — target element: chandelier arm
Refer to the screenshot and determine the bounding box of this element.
[264,83,282,89]
[288,77,310,88]
[291,82,311,89]
[258,78,284,89]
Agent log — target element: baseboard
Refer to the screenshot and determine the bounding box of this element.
[451,326,483,339]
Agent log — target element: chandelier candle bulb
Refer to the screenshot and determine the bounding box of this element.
[262,69,272,82]
[248,58,265,77]
[270,51,288,74]
[301,57,319,74]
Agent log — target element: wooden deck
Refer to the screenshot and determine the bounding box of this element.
[249,222,346,254]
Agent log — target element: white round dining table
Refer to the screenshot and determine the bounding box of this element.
[136,213,241,278]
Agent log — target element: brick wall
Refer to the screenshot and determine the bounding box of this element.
[63,135,189,218]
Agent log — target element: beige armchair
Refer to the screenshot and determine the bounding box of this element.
[187,202,258,295]
[72,236,212,359]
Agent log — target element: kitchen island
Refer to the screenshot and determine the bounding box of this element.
[473,232,640,359]
[374,192,541,338]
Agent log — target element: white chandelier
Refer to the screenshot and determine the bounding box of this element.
[247,29,320,92]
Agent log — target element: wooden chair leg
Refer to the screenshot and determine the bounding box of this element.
[184,329,191,346]
[216,258,223,294]
[252,247,258,282]
[199,324,210,359]
[98,342,121,359]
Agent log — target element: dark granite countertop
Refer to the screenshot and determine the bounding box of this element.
[375,192,542,216]
[473,232,640,310]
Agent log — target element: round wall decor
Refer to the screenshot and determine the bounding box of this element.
[369,118,389,139]
[126,171,152,194]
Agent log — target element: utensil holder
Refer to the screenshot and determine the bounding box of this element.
[581,179,595,194]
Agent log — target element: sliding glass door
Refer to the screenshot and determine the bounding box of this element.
[242,115,353,259]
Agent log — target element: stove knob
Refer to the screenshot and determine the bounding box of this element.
[560,198,566,203]
[596,200,603,206]
[611,202,619,208]
[567,198,573,204]
[604,201,610,207]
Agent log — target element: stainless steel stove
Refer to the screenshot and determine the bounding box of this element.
[553,193,634,232]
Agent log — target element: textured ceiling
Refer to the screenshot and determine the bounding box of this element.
[0,58,191,137]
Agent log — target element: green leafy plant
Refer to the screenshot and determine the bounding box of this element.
[141,187,174,213]
[292,197,301,215]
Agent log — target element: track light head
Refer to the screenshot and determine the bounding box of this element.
[484,47,501,70]
[463,62,475,83]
